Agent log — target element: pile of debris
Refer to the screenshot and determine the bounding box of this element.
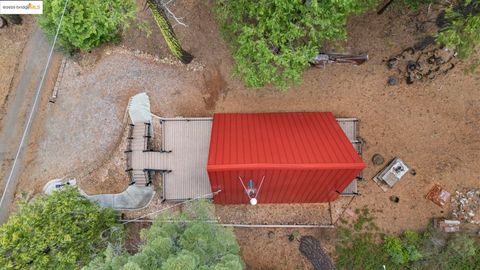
[451,188,480,224]
[426,184,450,207]
[385,37,457,85]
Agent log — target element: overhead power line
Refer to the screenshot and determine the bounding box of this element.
[0,0,70,213]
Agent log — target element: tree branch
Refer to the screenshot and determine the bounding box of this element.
[159,0,187,27]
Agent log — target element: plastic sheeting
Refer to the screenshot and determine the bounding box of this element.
[128,92,152,124]
[42,178,155,210]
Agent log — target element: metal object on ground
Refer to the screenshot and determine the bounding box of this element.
[385,42,457,84]
[311,53,368,68]
[433,218,460,233]
[373,158,409,191]
[426,184,450,207]
[372,153,385,165]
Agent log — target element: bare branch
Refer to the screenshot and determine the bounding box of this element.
[159,0,187,27]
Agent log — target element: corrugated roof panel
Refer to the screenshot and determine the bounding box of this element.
[207,112,365,204]
[208,112,364,168]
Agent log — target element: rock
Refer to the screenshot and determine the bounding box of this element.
[387,77,398,86]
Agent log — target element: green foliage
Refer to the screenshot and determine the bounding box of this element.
[83,200,244,270]
[437,0,480,58]
[336,207,389,270]
[336,228,388,269]
[0,187,121,269]
[383,231,423,265]
[336,211,480,270]
[437,234,480,269]
[396,0,434,11]
[216,0,378,89]
[39,0,136,51]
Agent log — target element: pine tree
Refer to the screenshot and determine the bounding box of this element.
[147,0,193,64]
[83,200,244,270]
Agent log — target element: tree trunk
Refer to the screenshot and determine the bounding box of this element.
[147,0,193,64]
[299,236,336,270]
[4,15,22,25]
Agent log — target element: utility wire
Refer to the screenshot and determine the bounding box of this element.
[0,0,70,211]
[120,189,221,225]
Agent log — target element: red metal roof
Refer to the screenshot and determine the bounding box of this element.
[207,112,365,204]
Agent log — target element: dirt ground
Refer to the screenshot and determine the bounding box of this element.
[0,16,34,113]
[0,18,33,193]
[3,1,480,269]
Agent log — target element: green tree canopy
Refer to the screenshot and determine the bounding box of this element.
[84,200,244,270]
[437,0,480,59]
[39,0,136,51]
[216,0,378,89]
[0,187,121,269]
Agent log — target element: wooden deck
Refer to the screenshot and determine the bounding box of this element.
[125,117,362,199]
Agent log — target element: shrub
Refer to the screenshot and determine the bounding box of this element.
[336,211,480,270]
[438,234,479,269]
[39,0,136,52]
[383,231,422,265]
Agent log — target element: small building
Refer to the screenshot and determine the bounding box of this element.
[207,112,365,204]
[124,94,364,205]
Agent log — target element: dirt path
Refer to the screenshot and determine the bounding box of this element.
[0,27,62,223]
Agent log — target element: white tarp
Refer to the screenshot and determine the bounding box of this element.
[128,93,152,124]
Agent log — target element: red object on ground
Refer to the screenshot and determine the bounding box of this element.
[207,112,365,204]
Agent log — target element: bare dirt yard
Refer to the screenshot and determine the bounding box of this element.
[3,0,479,269]
[0,16,34,112]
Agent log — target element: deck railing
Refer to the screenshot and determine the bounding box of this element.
[143,123,153,151]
